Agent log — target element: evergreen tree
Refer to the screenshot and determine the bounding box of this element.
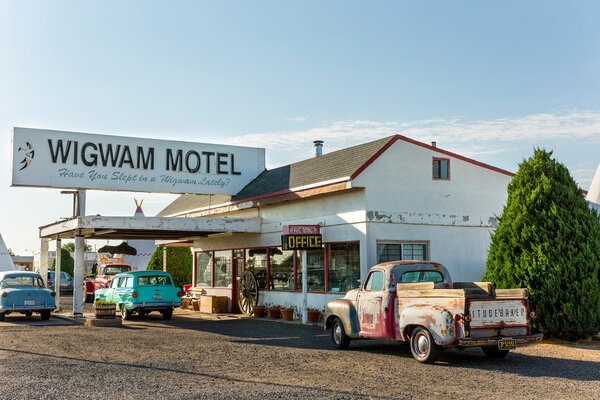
[147,246,192,290]
[484,149,600,340]
[51,248,75,276]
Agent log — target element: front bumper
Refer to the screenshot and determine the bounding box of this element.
[457,332,543,347]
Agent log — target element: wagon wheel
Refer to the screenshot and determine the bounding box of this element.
[238,270,259,315]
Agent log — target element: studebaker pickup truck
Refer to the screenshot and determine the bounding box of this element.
[324,260,542,363]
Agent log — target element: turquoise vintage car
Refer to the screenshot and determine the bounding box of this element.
[0,271,56,321]
[94,270,182,320]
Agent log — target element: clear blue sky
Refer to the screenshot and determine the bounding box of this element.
[1,1,599,254]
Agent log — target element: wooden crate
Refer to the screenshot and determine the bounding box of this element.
[200,295,228,313]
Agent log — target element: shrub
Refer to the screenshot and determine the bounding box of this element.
[484,149,600,340]
[51,248,74,276]
[147,246,192,290]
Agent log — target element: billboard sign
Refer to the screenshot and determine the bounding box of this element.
[10,127,265,195]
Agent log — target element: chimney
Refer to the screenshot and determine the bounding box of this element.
[431,141,437,148]
[314,140,324,157]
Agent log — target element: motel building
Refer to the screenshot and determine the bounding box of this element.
[157,135,514,313]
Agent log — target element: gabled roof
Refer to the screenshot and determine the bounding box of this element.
[157,134,515,217]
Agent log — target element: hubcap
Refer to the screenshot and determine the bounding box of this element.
[333,324,342,344]
[414,333,430,357]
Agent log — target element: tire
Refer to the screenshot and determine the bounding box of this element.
[162,308,173,320]
[0,313,4,321]
[482,346,509,359]
[85,293,94,303]
[121,304,132,320]
[331,317,350,349]
[25,311,33,318]
[40,310,51,321]
[410,327,440,364]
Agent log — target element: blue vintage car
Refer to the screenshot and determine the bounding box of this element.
[94,270,182,320]
[0,271,56,321]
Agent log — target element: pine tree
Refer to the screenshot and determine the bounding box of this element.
[147,246,192,290]
[484,149,600,340]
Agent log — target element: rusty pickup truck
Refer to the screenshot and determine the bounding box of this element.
[324,260,542,363]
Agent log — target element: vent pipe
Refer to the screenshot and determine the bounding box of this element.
[431,141,437,148]
[314,140,324,157]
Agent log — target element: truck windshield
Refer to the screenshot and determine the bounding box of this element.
[103,266,131,275]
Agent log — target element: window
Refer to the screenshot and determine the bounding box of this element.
[376,242,428,263]
[137,275,173,286]
[246,248,268,289]
[195,252,212,287]
[401,271,443,283]
[214,250,232,288]
[327,242,360,293]
[269,248,294,290]
[296,248,325,292]
[433,158,449,180]
[364,270,384,291]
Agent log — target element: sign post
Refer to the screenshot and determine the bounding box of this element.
[282,225,322,324]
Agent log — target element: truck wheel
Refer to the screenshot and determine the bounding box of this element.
[0,313,5,321]
[40,310,51,321]
[482,346,509,359]
[25,311,33,318]
[162,308,173,320]
[121,304,132,320]
[85,293,94,303]
[331,317,350,349]
[410,327,440,364]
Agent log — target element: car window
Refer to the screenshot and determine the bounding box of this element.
[1,276,45,288]
[364,271,384,292]
[110,278,119,288]
[125,277,133,287]
[137,275,173,286]
[401,270,443,283]
[104,266,131,275]
[117,277,128,288]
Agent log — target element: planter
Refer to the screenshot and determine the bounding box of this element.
[252,306,265,318]
[192,300,200,311]
[268,307,281,319]
[281,308,294,321]
[307,310,320,323]
[94,303,116,319]
[200,295,228,313]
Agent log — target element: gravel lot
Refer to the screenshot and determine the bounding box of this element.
[0,308,598,400]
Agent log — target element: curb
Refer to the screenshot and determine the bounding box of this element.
[52,313,88,325]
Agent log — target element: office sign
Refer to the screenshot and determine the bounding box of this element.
[10,127,265,195]
[282,225,322,250]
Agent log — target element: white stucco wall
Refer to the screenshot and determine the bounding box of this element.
[353,139,513,282]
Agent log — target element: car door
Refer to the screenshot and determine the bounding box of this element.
[358,269,387,339]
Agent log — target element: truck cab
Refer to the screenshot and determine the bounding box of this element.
[84,258,132,303]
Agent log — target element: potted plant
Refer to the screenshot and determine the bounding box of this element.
[306,307,321,323]
[281,306,295,321]
[252,304,266,318]
[94,300,116,319]
[268,304,281,319]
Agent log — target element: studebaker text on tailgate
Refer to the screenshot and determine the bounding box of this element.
[469,300,528,328]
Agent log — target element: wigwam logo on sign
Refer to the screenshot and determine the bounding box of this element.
[18,142,35,170]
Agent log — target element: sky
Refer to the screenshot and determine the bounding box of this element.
[1,1,599,255]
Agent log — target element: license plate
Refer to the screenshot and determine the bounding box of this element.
[24,300,35,306]
[152,295,162,300]
[498,338,516,350]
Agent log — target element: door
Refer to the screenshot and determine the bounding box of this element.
[358,270,387,338]
[232,250,244,313]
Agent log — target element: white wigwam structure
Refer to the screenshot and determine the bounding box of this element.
[586,162,600,212]
[0,233,16,272]
[115,200,157,270]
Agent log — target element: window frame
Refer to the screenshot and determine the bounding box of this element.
[375,240,430,263]
[432,157,450,180]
